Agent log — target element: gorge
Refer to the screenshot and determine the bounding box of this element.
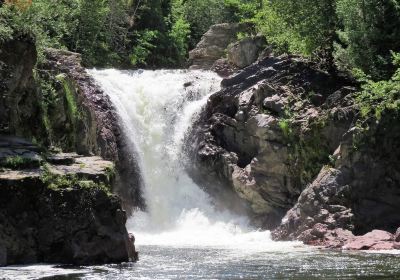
[4,66,399,279]
[1,0,400,277]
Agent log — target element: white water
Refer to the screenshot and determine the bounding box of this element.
[89,69,299,251]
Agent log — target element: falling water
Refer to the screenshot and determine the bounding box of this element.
[88,69,294,250]
[2,70,399,280]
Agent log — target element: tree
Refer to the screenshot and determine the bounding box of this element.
[336,0,400,80]
[254,0,337,70]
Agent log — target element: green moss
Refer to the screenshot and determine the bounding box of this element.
[41,165,112,194]
[1,156,41,169]
[278,119,293,139]
[56,74,81,122]
[104,165,116,183]
[279,107,331,188]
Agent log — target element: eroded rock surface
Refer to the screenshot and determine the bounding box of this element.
[0,35,40,137]
[227,36,266,68]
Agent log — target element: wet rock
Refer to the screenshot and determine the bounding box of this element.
[0,138,133,266]
[343,230,394,251]
[211,58,239,78]
[46,152,79,165]
[0,35,40,137]
[128,233,139,262]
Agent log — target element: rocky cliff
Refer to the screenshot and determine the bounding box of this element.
[37,48,144,212]
[0,136,137,266]
[0,35,40,137]
[187,55,355,228]
[0,36,140,265]
[188,53,400,250]
[1,36,143,212]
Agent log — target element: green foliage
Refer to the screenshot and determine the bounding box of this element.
[168,0,190,64]
[1,156,40,169]
[356,54,400,126]
[336,0,400,80]
[129,29,157,66]
[278,119,292,139]
[41,164,112,194]
[254,0,336,63]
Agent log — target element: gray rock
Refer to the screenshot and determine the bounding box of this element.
[263,94,286,115]
[227,36,266,68]
[189,23,247,70]
[40,48,144,212]
[187,56,355,228]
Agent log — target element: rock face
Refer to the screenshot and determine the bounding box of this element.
[189,23,245,70]
[0,136,137,266]
[38,48,143,212]
[272,113,400,249]
[1,37,143,211]
[0,35,40,137]
[227,36,266,68]
[187,56,355,228]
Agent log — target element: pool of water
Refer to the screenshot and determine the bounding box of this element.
[2,246,400,280]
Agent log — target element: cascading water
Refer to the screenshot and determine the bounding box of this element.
[88,69,293,250]
[2,70,399,280]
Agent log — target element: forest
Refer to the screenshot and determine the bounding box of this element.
[0,0,399,136]
[0,0,398,77]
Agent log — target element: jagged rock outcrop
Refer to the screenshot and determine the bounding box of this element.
[0,36,141,265]
[189,23,267,77]
[37,48,143,212]
[0,136,137,266]
[187,55,355,228]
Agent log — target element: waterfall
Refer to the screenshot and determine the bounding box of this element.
[89,69,297,250]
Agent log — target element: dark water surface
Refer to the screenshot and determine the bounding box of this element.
[2,245,400,280]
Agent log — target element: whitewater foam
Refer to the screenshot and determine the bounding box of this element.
[89,69,300,251]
